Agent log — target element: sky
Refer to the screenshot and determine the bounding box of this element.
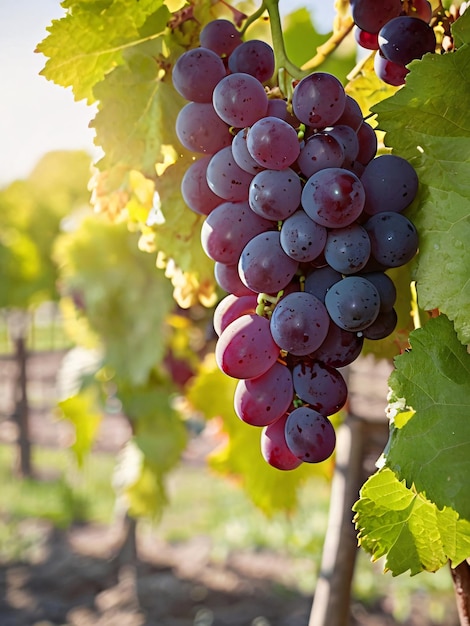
[0,0,335,188]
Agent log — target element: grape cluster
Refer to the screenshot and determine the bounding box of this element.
[172,19,419,470]
[351,0,436,85]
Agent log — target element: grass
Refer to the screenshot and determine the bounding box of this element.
[0,441,458,620]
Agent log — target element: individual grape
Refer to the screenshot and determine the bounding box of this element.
[304,266,342,303]
[358,271,396,311]
[234,362,294,427]
[324,276,380,331]
[181,156,222,215]
[301,167,365,228]
[199,19,243,57]
[267,99,298,126]
[270,291,330,356]
[361,307,398,340]
[350,0,402,34]
[246,117,301,170]
[232,128,265,175]
[378,16,436,66]
[238,231,299,294]
[323,223,371,274]
[172,48,227,103]
[409,0,433,23]
[213,293,258,336]
[201,200,272,264]
[334,95,364,132]
[285,406,336,463]
[228,39,275,83]
[249,168,302,221]
[292,360,348,415]
[212,72,269,127]
[261,413,303,470]
[206,146,254,201]
[361,154,419,215]
[310,322,364,368]
[176,102,232,154]
[374,51,409,86]
[214,262,255,297]
[364,211,419,268]
[215,314,279,379]
[325,124,359,164]
[280,210,327,263]
[292,72,346,128]
[354,27,379,50]
[297,132,345,178]
[356,122,378,166]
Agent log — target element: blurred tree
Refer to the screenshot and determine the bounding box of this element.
[0,150,92,476]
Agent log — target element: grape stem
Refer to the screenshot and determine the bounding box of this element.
[239,2,268,36]
[263,0,306,80]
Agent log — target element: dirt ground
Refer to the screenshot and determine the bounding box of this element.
[0,517,446,626]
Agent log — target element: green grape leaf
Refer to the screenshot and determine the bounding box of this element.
[91,33,186,177]
[185,355,331,516]
[37,0,168,104]
[283,8,329,67]
[371,13,470,344]
[353,467,470,576]
[385,314,470,521]
[57,388,103,467]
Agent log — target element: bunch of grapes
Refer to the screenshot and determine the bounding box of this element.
[172,19,419,470]
[351,0,436,85]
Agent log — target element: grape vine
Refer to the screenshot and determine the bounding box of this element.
[37,0,470,617]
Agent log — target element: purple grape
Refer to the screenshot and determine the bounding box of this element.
[238,231,299,294]
[199,19,242,57]
[206,146,254,201]
[292,360,348,416]
[324,125,359,163]
[234,362,294,427]
[323,223,371,274]
[172,47,227,103]
[304,266,342,303]
[249,168,302,221]
[285,406,336,463]
[201,200,272,264]
[301,167,365,228]
[246,117,301,170]
[364,211,419,268]
[311,323,364,368]
[214,262,255,297]
[181,156,222,215]
[213,293,257,336]
[358,271,397,311]
[354,27,380,50]
[324,276,380,332]
[351,0,402,34]
[361,154,419,215]
[374,51,409,86]
[212,72,268,127]
[292,72,346,128]
[261,414,303,470]
[361,307,398,340]
[270,292,330,356]
[176,102,232,154]
[410,0,433,23]
[215,314,279,379]
[356,122,378,166]
[378,16,436,66]
[297,132,345,178]
[232,128,265,175]
[334,95,364,132]
[228,39,275,83]
[280,210,327,263]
